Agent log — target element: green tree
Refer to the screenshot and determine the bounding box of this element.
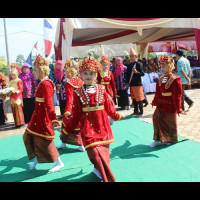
[16,54,25,66]
[50,54,56,64]
[0,56,8,76]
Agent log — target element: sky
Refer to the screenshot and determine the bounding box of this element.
[0,18,58,63]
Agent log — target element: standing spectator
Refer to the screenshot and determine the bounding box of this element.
[148,58,158,72]
[54,60,67,117]
[30,67,33,73]
[74,57,79,62]
[110,58,116,72]
[49,64,55,82]
[126,48,145,116]
[113,57,130,110]
[0,72,7,126]
[190,56,199,67]
[19,64,38,123]
[176,50,194,111]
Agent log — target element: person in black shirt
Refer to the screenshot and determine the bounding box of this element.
[126,48,145,116]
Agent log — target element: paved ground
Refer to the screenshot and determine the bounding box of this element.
[1,88,200,143]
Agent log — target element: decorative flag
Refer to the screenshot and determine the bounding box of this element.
[44,18,53,57]
[34,41,38,50]
[26,52,33,66]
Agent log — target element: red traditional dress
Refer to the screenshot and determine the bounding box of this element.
[97,70,117,98]
[61,76,84,146]
[23,78,60,163]
[9,78,25,127]
[151,73,183,143]
[62,84,122,182]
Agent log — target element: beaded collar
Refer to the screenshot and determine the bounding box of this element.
[75,84,105,107]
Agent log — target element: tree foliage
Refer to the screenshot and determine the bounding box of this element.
[0,56,8,76]
[16,54,25,66]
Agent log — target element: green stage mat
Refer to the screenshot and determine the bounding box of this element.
[0,116,200,182]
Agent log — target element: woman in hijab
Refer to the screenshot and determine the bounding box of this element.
[112,57,130,110]
[54,60,67,116]
[19,64,38,123]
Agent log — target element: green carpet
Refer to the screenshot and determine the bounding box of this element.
[0,116,200,182]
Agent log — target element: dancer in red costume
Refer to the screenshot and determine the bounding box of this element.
[8,68,25,128]
[61,58,123,182]
[150,55,187,148]
[58,59,85,152]
[97,55,117,99]
[23,55,64,172]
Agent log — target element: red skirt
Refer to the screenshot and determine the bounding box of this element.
[87,145,116,182]
[23,131,60,163]
[153,107,178,143]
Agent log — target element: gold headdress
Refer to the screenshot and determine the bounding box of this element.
[33,54,50,76]
[64,59,80,78]
[158,55,175,72]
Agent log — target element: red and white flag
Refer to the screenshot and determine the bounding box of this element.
[34,41,38,50]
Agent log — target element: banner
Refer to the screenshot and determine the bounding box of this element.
[148,41,197,53]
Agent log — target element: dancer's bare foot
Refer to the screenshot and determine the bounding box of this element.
[57,142,66,149]
[49,157,64,172]
[29,158,38,170]
[76,145,85,152]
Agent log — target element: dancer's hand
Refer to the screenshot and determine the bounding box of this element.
[64,111,71,118]
[115,95,120,98]
[126,83,130,88]
[179,111,187,115]
[52,122,60,130]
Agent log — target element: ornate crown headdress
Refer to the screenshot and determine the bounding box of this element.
[33,54,50,68]
[158,55,175,71]
[79,58,101,74]
[100,57,110,66]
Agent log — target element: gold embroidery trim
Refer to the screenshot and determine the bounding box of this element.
[101,81,110,85]
[162,92,172,96]
[36,97,45,102]
[85,139,115,150]
[27,128,55,139]
[82,105,104,112]
[52,120,59,124]
[117,114,122,121]
[62,129,69,135]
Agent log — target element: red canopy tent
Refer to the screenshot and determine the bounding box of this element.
[54,18,200,61]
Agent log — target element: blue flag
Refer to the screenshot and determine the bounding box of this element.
[26,52,33,66]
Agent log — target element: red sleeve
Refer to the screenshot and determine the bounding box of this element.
[104,89,122,121]
[17,80,23,94]
[97,71,102,84]
[64,82,74,114]
[43,81,59,124]
[62,91,83,134]
[110,72,117,96]
[171,77,183,113]
[151,81,161,106]
[31,75,38,94]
